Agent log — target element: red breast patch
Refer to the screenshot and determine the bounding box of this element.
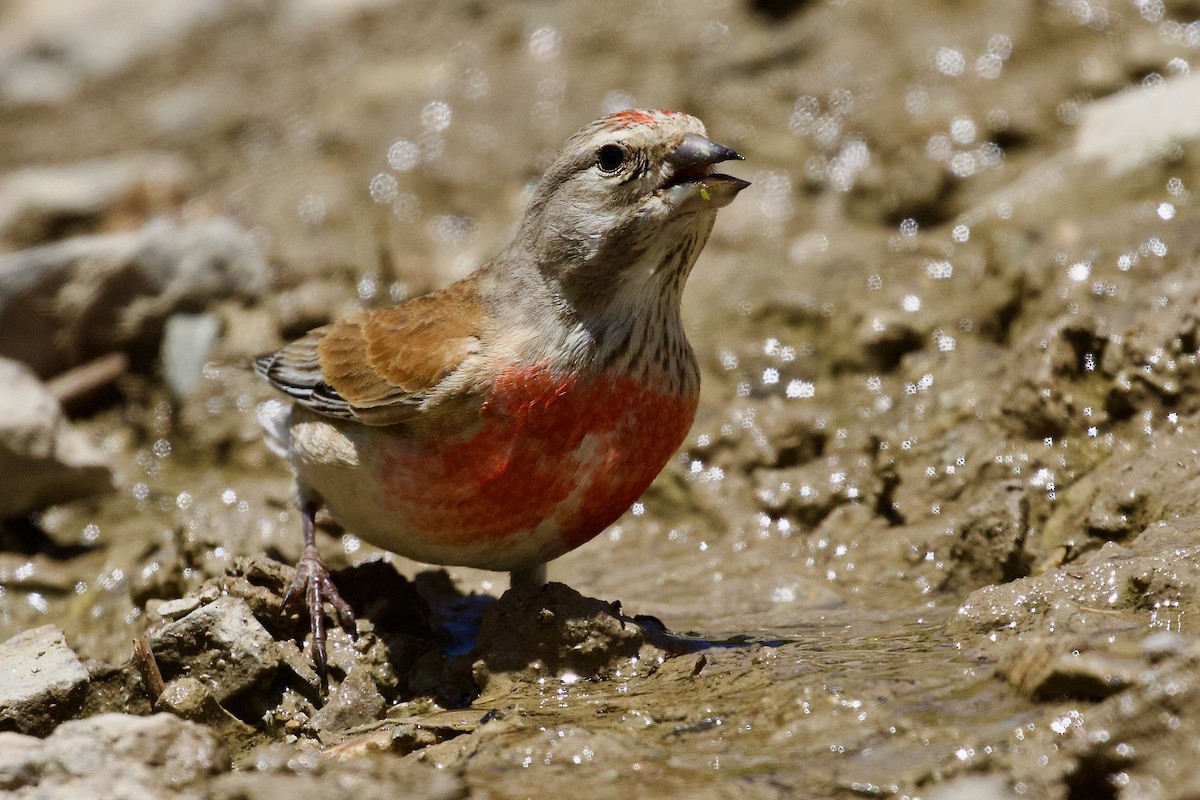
[377,362,697,556]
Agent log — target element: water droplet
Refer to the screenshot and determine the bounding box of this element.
[369,173,398,204]
[757,171,794,221]
[788,96,819,134]
[925,259,953,280]
[392,193,421,222]
[463,68,489,99]
[829,138,869,192]
[425,214,477,244]
[785,380,815,399]
[829,88,854,116]
[421,101,452,133]
[949,151,977,177]
[933,46,965,77]
[925,133,952,162]
[1136,0,1164,23]
[700,20,730,47]
[297,194,326,226]
[905,87,930,116]
[975,53,1003,79]
[528,26,562,60]
[988,34,1013,59]
[387,139,421,172]
[357,273,378,302]
[950,116,976,145]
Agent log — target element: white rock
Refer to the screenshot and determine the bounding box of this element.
[161,312,222,399]
[1075,71,1200,175]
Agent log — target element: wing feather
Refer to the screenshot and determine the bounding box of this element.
[255,278,485,425]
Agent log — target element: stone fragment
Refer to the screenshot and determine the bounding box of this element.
[474,582,662,678]
[0,712,226,797]
[148,595,280,703]
[156,677,256,742]
[0,0,240,107]
[0,153,192,248]
[308,664,387,736]
[160,312,222,399]
[1076,70,1200,175]
[0,358,112,518]
[0,625,89,735]
[0,217,269,377]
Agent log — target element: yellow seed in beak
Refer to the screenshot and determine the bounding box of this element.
[700,185,711,202]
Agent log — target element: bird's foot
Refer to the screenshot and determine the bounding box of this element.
[282,544,357,685]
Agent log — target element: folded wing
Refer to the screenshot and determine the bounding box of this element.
[255,279,484,426]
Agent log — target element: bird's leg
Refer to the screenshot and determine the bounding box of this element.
[509,563,548,591]
[282,500,357,685]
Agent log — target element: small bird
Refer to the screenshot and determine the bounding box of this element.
[255,108,748,678]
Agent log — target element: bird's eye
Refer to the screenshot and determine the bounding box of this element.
[595,144,627,174]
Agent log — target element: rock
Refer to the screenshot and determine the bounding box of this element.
[1055,651,1200,798]
[856,310,923,371]
[0,625,89,735]
[926,774,1020,800]
[152,596,203,620]
[1142,631,1189,662]
[156,677,256,742]
[1030,651,1137,701]
[148,595,281,703]
[474,582,663,678]
[1075,71,1200,176]
[0,358,112,518]
[0,0,239,107]
[207,760,465,800]
[308,665,387,736]
[0,153,192,249]
[160,312,222,399]
[1000,638,1137,702]
[689,396,827,472]
[0,712,226,797]
[0,216,269,377]
[941,481,1030,591]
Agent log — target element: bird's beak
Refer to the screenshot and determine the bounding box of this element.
[661,133,750,212]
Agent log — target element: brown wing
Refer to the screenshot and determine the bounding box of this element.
[255,278,484,426]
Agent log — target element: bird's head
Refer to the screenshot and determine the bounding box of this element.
[516,109,748,308]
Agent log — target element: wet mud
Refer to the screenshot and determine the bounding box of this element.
[4,1,1200,797]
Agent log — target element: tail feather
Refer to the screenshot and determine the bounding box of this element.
[253,328,358,420]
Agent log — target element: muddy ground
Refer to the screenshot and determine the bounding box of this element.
[3,0,1200,797]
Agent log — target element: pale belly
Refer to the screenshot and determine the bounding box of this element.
[284,369,698,571]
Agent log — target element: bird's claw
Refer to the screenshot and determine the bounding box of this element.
[283,544,357,685]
